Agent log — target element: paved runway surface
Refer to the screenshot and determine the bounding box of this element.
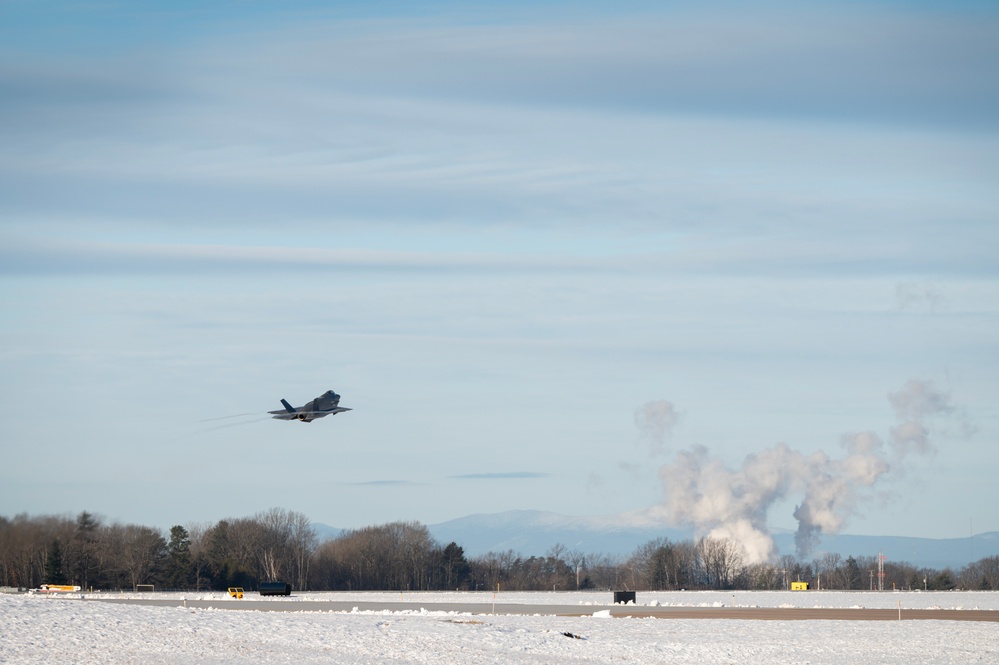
[85,598,999,622]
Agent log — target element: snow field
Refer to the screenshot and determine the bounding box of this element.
[2,593,998,665]
[50,589,999,611]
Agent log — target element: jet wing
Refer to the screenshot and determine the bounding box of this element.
[269,407,352,421]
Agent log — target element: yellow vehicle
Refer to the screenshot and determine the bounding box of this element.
[227,587,244,599]
[37,585,81,593]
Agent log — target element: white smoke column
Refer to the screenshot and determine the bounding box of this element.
[895,281,945,312]
[649,379,962,563]
[888,379,953,458]
[792,431,890,555]
[793,381,956,554]
[634,400,679,456]
[654,443,810,563]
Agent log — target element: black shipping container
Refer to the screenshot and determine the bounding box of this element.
[259,582,292,596]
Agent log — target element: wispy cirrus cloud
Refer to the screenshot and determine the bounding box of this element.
[272,8,999,129]
[450,472,553,480]
[0,237,620,276]
[343,480,421,487]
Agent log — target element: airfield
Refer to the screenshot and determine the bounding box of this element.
[6,590,998,664]
[86,592,999,622]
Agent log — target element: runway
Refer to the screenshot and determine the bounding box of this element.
[83,597,999,622]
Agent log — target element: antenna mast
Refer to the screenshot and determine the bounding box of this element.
[877,551,886,591]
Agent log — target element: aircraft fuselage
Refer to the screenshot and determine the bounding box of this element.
[269,390,351,422]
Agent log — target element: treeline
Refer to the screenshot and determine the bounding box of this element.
[2,509,998,592]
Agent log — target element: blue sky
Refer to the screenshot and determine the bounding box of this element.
[1,0,997,549]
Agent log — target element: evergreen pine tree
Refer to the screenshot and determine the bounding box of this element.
[166,525,192,589]
[45,540,67,585]
[74,511,100,589]
[440,542,470,590]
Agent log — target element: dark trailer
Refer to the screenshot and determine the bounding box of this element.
[259,582,292,596]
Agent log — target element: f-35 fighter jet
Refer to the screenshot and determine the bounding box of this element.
[269,390,351,422]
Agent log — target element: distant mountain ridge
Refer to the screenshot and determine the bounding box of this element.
[315,510,998,570]
[426,510,691,558]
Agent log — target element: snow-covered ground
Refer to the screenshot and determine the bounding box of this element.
[32,588,999,610]
[2,591,997,664]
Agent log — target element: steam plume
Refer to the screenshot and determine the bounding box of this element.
[647,379,962,563]
[634,400,679,455]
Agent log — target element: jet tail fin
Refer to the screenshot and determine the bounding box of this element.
[280,399,296,414]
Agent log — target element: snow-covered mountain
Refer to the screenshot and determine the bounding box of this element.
[426,510,691,558]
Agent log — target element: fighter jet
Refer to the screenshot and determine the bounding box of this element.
[269,390,351,422]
